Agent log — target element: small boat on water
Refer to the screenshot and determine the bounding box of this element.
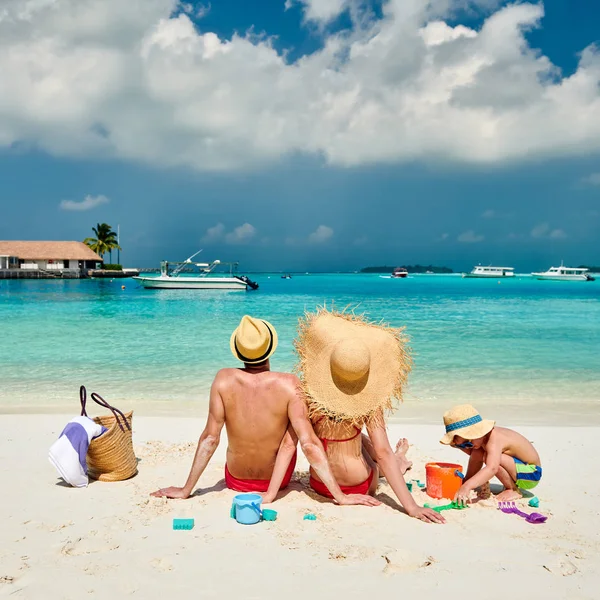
[391,267,408,279]
[531,265,595,282]
[133,251,259,290]
[462,265,515,278]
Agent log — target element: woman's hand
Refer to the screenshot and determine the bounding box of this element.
[408,506,446,524]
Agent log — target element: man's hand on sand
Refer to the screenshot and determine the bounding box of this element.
[150,486,190,499]
[336,494,381,507]
[408,506,445,524]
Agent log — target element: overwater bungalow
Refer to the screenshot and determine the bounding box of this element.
[0,241,103,279]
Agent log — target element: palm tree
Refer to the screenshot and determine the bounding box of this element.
[84,223,121,263]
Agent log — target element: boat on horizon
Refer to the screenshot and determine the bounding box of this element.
[133,251,259,290]
[462,265,515,278]
[391,267,408,278]
[531,264,595,282]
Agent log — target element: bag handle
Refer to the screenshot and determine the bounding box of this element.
[79,385,131,432]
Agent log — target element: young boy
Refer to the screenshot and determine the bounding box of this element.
[440,404,542,505]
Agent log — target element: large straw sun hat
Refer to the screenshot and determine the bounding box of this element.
[230,315,278,365]
[440,404,495,445]
[294,307,411,425]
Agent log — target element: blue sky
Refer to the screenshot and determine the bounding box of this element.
[0,0,598,272]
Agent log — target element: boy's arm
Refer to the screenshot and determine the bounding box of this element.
[151,375,226,499]
[287,389,380,507]
[462,451,480,483]
[366,415,444,524]
[455,437,502,504]
[262,425,298,504]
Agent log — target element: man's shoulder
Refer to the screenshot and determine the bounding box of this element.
[213,368,240,386]
[269,371,300,387]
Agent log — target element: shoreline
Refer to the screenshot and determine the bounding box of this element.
[2,400,600,426]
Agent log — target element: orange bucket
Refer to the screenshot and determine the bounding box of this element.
[425,462,464,499]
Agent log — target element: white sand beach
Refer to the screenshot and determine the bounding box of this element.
[2,415,599,600]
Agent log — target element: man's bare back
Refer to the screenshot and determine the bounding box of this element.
[151,315,378,506]
[217,367,297,480]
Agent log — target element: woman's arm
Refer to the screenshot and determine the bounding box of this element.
[262,425,298,504]
[366,413,445,524]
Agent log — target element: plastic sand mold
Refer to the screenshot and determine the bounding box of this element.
[173,518,194,530]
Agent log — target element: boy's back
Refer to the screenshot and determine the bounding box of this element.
[483,426,541,467]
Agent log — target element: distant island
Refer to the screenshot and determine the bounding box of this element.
[579,265,600,272]
[360,265,453,274]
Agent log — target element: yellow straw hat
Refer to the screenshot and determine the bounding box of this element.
[230,315,278,365]
[440,404,495,445]
[294,307,411,425]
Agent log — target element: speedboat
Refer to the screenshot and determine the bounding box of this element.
[133,250,259,290]
[531,265,595,281]
[391,267,408,278]
[462,265,515,278]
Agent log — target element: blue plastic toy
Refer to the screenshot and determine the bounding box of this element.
[303,513,317,521]
[173,518,194,530]
[528,497,540,508]
[231,493,263,525]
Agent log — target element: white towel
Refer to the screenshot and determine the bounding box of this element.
[48,416,107,488]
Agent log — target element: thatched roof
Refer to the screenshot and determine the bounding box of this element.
[0,241,102,261]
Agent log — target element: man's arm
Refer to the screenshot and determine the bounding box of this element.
[151,375,226,499]
[366,415,444,524]
[262,425,298,504]
[287,387,380,507]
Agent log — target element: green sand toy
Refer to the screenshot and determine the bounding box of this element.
[262,509,278,521]
[303,513,317,521]
[528,497,540,508]
[413,479,426,489]
[424,501,468,513]
[173,518,194,530]
[406,482,413,492]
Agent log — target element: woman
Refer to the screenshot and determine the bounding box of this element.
[264,308,443,524]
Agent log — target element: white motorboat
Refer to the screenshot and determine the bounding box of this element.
[391,267,408,278]
[462,265,515,278]
[531,265,595,282]
[133,251,259,290]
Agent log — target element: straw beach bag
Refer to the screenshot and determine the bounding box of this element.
[80,386,138,482]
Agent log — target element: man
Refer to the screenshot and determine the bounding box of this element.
[151,315,379,506]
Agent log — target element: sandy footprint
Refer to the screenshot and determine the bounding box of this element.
[61,532,120,556]
[383,550,435,575]
[150,558,173,573]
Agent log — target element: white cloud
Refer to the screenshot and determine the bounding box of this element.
[59,194,109,211]
[482,209,496,219]
[180,2,211,19]
[457,230,484,243]
[225,223,256,244]
[308,225,334,244]
[530,222,567,240]
[1,1,600,172]
[287,0,348,24]
[440,232,450,241]
[201,222,225,243]
[581,173,600,186]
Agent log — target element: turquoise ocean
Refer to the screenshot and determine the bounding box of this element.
[1,274,599,424]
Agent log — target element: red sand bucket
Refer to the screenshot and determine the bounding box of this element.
[425,462,464,499]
